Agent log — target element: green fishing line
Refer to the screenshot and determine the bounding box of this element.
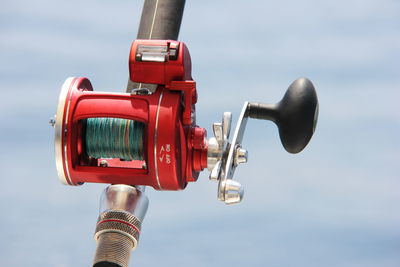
[85,117,144,160]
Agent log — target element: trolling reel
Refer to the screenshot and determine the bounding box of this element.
[52,39,318,204]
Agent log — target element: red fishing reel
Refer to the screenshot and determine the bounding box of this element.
[52,39,319,204]
[53,40,206,190]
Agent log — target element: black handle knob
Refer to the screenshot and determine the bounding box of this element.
[248,77,319,154]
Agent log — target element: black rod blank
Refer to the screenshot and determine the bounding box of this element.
[137,0,186,40]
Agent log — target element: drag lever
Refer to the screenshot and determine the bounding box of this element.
[208,77,319,205]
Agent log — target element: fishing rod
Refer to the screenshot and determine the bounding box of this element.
[50,0,319,266]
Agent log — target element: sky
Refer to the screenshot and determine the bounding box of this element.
[0,0,399,266]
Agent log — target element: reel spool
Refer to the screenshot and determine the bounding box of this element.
[52,39,319,204]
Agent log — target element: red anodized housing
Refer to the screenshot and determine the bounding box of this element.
[55,40,207,190]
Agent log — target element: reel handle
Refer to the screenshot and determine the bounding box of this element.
[248,78,319,153]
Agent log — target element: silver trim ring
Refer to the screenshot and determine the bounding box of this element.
[153,89,164,190]
[55,77,75,185]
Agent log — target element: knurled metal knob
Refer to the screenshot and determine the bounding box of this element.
[93,210,142,267]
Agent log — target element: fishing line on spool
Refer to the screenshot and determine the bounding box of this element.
[85,117,145,161]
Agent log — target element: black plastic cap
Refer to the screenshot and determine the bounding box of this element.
[276,77,318,153]
[248,78,318,154]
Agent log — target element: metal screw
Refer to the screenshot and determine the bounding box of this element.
[100,160,108,167]
[234,146,248,166]
[49,116,56,127]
